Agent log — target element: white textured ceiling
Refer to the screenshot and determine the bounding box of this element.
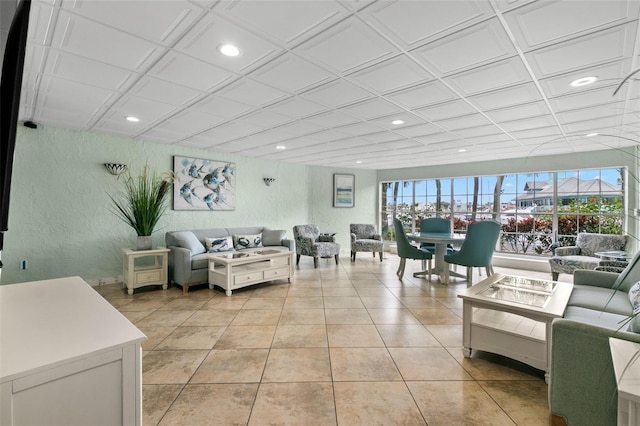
[18,0,640,170]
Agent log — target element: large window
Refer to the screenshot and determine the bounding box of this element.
[382,168,625,257]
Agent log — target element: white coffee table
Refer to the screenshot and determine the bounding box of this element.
[208,249,292,296]
[457,273,573,382]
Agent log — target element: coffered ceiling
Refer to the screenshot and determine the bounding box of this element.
[18,0,640,169]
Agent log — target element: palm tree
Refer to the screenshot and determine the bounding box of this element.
[471,177,479,220]
[493,175,505,220]
[436,179,442,214]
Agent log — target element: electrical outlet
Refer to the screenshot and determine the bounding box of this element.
[20,260,27,270]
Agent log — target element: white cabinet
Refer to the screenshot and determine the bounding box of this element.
[0,277,146,425]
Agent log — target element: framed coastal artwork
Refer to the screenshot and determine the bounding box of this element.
[333,173,355,208]
[173,156,236,211]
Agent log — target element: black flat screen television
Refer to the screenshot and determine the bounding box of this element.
[0,0,31,250]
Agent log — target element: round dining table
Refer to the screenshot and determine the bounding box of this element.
[409,232,466,284]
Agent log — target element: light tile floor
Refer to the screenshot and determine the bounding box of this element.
[95,255,570,425]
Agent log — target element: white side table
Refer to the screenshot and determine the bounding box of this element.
[610,337,640,426]
[123,247,169,295]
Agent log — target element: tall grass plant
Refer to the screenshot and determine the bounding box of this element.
[109,165,172,236]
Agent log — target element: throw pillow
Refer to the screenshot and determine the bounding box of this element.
[262,229,285,246]
[628,281,640,332]
[205,236,234,253]
[233,233,263,249]
[173,231,206,255]
[629,281,640,312]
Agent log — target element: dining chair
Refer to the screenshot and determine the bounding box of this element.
[419,217,455,254]
[443,220,501,287]
[393,219,432,280]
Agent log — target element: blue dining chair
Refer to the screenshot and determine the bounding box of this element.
[394,219,432,280]
[419,217,455,254]
[443,220,501,287]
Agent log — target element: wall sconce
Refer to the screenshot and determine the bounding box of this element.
[104,163,128,175]
[263,177,276,186]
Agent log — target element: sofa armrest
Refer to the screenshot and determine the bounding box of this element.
[555,246,580,256]
[167,245,192,285]
[280,238,295,252]
[574,269,619,289]
[350,233,357,243]
[550,319,640,426]
[318,235,336,242]
[371,234,382,241]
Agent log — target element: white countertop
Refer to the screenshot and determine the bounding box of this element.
[1,276,146,382]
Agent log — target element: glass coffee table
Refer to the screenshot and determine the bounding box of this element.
[457,273,573,382]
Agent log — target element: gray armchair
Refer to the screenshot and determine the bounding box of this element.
[350,224,383,262]
[293,225,340,268]
[549,232,627,280]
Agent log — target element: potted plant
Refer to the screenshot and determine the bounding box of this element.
[108,165,172,250]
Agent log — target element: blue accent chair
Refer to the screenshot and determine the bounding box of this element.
[393,219,432,280]
[419,217,455,254]
[443,220,501,287]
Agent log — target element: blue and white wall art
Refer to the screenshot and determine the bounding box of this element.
[173,156,236,211]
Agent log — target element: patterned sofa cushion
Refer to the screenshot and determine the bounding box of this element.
[232,233,263,249]
[205,236,234,253]
[576,233,626,257]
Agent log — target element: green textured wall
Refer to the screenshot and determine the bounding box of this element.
[1,125,377,284]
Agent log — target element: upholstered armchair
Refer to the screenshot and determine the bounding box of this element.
[350,224,383,262]
[549,232,627,281]
[443,220,501,287]
[393,219,432,280]
[292,225,341,268]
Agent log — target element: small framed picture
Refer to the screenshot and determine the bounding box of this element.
[333,174,355,208]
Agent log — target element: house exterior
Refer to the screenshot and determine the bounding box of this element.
[515,177,622,209]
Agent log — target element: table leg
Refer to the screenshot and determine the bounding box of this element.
[434,242,447,283]
[462,300,472,357]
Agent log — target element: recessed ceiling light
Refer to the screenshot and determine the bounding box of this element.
[458,148,467,152]
[218,43,240,57]
[586,132,599,137]
[125,116,140,122]
[276,145,286,150]
[391,119,404,125]
[570,76,597,87]
[356,161,362,164]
